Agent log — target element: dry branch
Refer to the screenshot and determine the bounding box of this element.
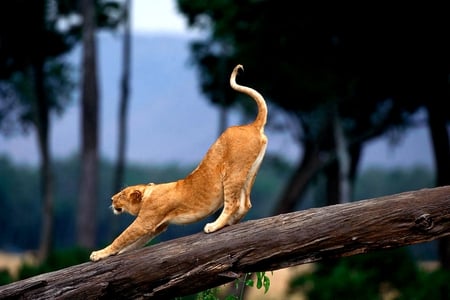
[1,186,450,299]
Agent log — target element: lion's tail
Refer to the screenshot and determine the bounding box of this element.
[229,64,267,132]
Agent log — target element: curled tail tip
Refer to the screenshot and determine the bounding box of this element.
[234,64,244,73]
[230,64,244,85]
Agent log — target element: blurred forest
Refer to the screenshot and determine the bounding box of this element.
[0,154,434,252]
[0,0,449,298]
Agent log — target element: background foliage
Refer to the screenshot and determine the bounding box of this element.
[289,248,450,300]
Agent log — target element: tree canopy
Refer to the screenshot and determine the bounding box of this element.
[0,0,123,134]
[176,1,447,201]
[177,2,441,114]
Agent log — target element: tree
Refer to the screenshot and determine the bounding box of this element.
[77,0,100,249]
[76,0,124,249]
[1,186,449,298]
[0,0,126,255]
[0,0,78,261]
[108,0,132,241]
[112,0,132,194]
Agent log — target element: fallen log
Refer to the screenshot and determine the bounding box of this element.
[1,186,450,299]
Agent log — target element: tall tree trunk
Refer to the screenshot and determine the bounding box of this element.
[112,0,132,194]
[33,0,53,262]
[333,109,351,204]
[217,56,229,137]
[77,0,100,249]
[273,140,324,214]
[427,101,450,269]
[110,0,132,240]
[348,142,362,186]
[33,60,53,262]
[325,159,339,206]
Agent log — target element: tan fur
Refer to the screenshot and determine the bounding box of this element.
[90,64,268,261]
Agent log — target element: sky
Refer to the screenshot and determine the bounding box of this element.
[131,0,187,34]
[0,0,435,170]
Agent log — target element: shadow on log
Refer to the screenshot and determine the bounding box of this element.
[1,186,450,299]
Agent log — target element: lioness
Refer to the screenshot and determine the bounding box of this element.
[90,64,268,261]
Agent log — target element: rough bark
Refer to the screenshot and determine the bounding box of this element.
[1,186,450,299]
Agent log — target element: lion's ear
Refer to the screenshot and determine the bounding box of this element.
[130,190,142,204]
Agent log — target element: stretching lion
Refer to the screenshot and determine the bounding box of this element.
[90,64,268,261]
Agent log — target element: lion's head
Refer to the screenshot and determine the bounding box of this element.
[111,186,144,216]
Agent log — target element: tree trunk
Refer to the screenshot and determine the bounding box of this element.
[349,142,362,186]
[333,109,351,204]
[325,159,339,205]
[427,101,450,269]
[77,0,100,249]
[112,0,132,194]
[273,140,324,214]
[110,0,132,241]
[32,59,53,262]
[2,185,449,299]
[217,56,230,137]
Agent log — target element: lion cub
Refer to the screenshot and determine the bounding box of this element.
[90,64,268,261]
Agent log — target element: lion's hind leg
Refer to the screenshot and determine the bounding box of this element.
[228,187,252,226]
[203,179,242,233]
[227,145,266,226]
[203,164,257,233]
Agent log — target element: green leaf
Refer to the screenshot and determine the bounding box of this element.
[245,279,254,287]
[256,271,265,289]
[263,275,271,294]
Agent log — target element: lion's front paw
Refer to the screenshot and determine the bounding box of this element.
[90,249,111,262]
